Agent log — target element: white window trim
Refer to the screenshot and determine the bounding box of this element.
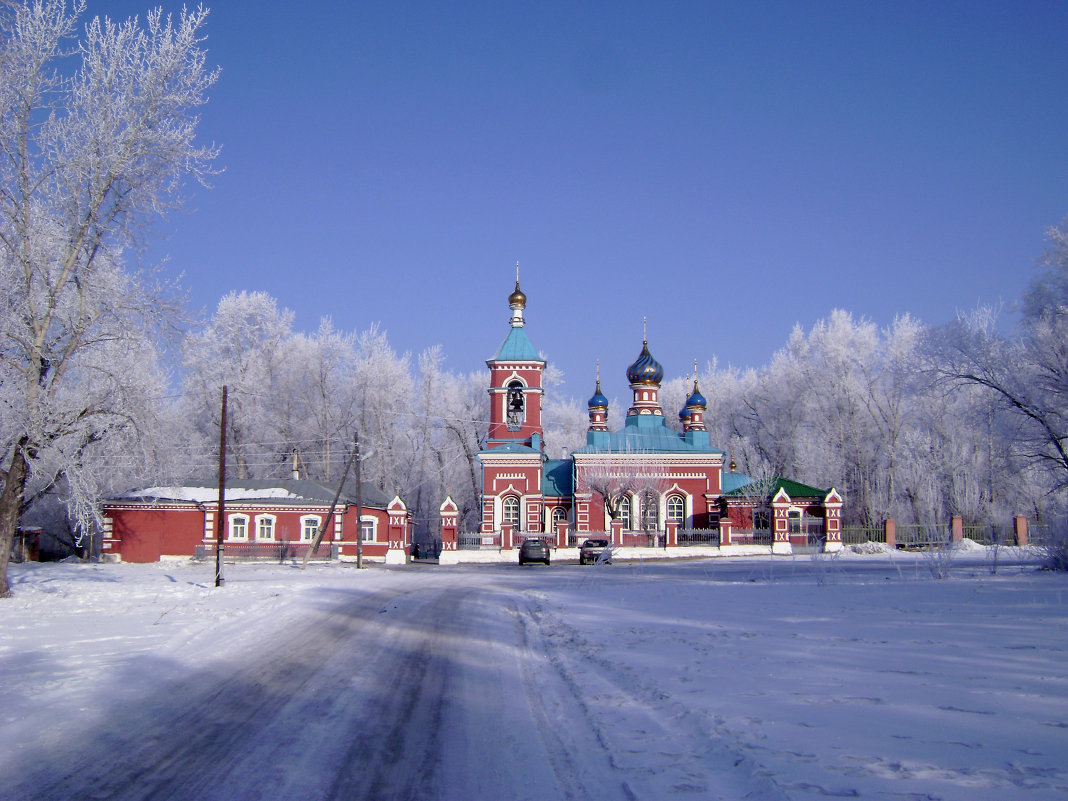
[501,496,521,528]
[359,515,377,543]
[619,495,633,531]
[255,514,276,541]
[301,515,322,542]
[228,513,249,541]
[666,494,685,524]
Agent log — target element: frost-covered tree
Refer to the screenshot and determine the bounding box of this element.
[540,361,587,460]
[0,1,218,596]
[935,219,1068,495]
[182,291,295,479]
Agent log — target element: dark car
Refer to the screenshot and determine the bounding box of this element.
[579,538,611,565]
[519,537,551,566]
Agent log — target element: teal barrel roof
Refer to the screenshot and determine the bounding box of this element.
[542,459,574,496]
[573,420,724,455]
[491,326,543,362]
[720,472,755,494]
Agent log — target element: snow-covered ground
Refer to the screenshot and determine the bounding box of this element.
[1,544,1066,800]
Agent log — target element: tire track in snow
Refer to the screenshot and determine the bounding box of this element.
[520,592,792,800]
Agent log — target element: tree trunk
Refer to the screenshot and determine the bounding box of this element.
[0,439,30,598]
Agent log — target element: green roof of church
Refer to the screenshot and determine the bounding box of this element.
[724,477,828,499]
[491,327,543,362]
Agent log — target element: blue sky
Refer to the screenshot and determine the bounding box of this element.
[103,0,1067,403]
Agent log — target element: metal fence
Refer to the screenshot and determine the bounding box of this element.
[729,529,773,546]
[195,542,337,561]
[840,525,885,545]
[677,528,719,546]
[961,523,1015,546]
[458,533,501,550]
[895,524,951,549]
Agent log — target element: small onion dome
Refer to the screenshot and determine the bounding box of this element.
[508,280,526,307]
[626,340,664,385]
[678,407,690,421]
[685,380,707,409]
[588,380,608,409]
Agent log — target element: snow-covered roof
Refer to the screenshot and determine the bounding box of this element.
[109,479,392,509]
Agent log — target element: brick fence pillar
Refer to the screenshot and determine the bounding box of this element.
[951,515,963,542]
[885,518,896,549]
[610,519,624,547]
[665,520,678,548]
[1014,515,1029,546]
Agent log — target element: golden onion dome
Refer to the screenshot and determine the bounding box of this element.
[508,280,526,307]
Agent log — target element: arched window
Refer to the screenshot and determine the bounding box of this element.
[666,495,685,524]
[551,506,567,527]
[641,491,659,531]
[502,496,520,528]
[618,496,632,531]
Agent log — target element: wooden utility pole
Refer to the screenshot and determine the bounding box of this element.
[355,430,363,570]
[302,431,359,570]
[215,386,227,587]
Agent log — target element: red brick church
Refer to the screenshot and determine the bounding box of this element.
[440,281,842,558]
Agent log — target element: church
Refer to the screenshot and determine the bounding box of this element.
[456,280,843,556]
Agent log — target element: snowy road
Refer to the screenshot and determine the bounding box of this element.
[2,552,1066,801]
[2,569,775,801]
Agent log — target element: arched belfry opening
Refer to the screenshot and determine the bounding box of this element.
[507,380,525,430]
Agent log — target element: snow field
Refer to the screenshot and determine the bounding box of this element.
[0,550,1065,800]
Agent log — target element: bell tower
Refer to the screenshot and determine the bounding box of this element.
[486,276,545,449]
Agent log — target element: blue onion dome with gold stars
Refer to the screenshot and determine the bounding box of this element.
[686,379,707,408]
[588,379,608,409]
[626,341,664,385]
[508,280,526,307]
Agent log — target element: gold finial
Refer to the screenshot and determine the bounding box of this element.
[643,316,647,343]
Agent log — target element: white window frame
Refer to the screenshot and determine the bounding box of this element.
[228,513,249,541]
[666,495,685,524]
[359,516,376,543]
[255,514,276,541]
[301,515,321,541]
[551,506,567,527]
[502,496,520,528]
[619,496,633,531]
